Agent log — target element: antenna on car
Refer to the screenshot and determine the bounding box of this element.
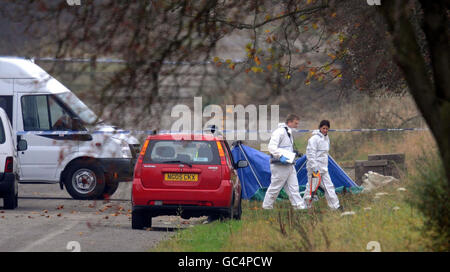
[205,125,223,137]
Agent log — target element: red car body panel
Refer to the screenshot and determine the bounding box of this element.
[131,134,242,219]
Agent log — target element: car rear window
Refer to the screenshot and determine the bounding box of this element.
[143,140,221,165]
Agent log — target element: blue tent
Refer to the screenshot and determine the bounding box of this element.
[231,142,361,200]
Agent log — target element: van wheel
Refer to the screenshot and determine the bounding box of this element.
[3,192,18,209]
[64,161,106,200]
[132,209,152,229]
[99,180,120,200]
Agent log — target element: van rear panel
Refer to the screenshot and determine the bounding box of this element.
[0,116,6,170]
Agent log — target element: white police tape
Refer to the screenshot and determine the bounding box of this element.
[16,127,429,136]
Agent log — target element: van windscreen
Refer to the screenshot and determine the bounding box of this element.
[143,140,220,165]
[55,92,99,125]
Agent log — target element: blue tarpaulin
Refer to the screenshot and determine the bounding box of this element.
[231,143,361,200]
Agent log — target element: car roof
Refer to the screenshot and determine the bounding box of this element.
[147,133,223,141]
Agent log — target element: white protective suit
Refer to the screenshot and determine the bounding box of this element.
[304,130,340,209]
[262,123,307,210]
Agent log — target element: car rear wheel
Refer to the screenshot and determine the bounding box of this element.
[64,161,106,200]
[233,195,242,220]
[3,192,18,209]
[3,179,18,209]
[132,209,152,230]
[221,192,236,220]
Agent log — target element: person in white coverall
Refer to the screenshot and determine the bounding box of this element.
[304,120,340,210]
[262,114,307,210]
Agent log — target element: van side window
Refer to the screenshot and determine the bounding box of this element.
[22,95,51,131]
[21,95,74,131]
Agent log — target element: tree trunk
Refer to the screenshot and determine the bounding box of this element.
[379,0,450,185]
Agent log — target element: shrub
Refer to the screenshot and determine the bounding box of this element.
[408,152,450,251]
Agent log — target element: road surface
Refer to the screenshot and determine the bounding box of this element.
[0,182,204,252]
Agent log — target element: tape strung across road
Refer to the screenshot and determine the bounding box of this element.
[18,196,130,202]
[16,127,429,136]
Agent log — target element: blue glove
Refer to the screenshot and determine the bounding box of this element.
[280,155,288,164]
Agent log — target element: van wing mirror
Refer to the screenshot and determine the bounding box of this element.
[236,160,248,168]
[18,139,28,151]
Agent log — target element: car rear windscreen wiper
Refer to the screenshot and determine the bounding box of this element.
[161,160,193,168]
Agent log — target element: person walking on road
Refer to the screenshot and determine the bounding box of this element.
[304,120,341,210]
[262,114,307,210]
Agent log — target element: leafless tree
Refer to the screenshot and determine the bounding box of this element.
[1,0,449,183]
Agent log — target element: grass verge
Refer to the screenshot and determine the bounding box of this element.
[152,217,243,252]
[153,177,431,252]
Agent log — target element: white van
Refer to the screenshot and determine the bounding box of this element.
[0,57,140,200]
[0,107,21,209]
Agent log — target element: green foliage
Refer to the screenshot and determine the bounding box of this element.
[154,184,430,252]
[408,153,450,251]
[153,218,242,252]
[240,188,428,252]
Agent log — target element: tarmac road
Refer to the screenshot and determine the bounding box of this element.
[0,182,204,252]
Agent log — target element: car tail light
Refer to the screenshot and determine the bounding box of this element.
[216,141,227,165]
[134,139,150,179]
[140,139,150,157]
[217,141,232,181]
[4,157,13,173]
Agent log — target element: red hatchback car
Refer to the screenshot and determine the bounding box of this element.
[131,133,248,229]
